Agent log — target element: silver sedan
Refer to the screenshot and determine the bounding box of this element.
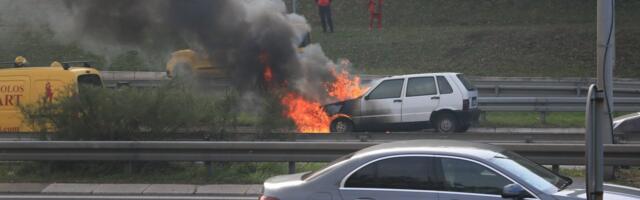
[260,140,640,200]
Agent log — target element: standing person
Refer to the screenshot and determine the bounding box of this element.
[368,0,383,31]
[316,0,334,33]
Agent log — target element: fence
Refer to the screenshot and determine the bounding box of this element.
[1,141,639,174]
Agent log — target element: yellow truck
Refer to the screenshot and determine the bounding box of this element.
[0,57,103,132]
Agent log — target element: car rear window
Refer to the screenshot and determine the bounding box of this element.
[437,76,453,94]
[456,74,476,91]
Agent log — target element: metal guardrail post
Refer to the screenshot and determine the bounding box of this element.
[288,162,296,174]
[125,161,133,175]
[539,111,547,124]
[206,161,214,178]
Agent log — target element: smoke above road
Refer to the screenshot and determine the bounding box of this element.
[0,0,351,102]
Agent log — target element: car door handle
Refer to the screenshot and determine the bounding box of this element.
[393,99,402,103]
[431,96,440,100]
[355,198,375,200]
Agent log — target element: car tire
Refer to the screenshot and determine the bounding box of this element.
[331,118,353,133]
[435,113,458,133]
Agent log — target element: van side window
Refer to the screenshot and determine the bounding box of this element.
[437,76,453,94]
[406,77,437,97]
[368,79,404,100]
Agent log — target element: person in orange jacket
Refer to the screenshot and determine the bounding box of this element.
[316,0,334,33]
[368,0,383,31]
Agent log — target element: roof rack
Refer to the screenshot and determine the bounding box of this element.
[60,61,93,70]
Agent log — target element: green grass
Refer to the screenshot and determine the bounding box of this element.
[479,112,632,128]
[480,112,585,128]
[2,0,640,77]
[0,162,326,184]
[294,0,640,78]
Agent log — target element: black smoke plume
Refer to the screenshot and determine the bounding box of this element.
[0,0,341,102]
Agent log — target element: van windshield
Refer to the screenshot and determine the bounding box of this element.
[456,74,476,91]
[78,74,102,87]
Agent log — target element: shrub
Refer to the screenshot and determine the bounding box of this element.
[20,82,239,140]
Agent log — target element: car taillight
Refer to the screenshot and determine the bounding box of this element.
[463,99,469,111]
[259,195,280,200]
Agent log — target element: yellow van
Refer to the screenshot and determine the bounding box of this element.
[0,57,103,132]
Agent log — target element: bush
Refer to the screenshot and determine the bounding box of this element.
[20,82,239,140]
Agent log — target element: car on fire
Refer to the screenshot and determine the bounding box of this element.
[324,72,479,133]
[260,140,640,200]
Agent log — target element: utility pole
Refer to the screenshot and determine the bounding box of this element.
[587,0,615,200]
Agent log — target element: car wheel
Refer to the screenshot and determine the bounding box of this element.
[331,118,353,133]
[435,113,458,133]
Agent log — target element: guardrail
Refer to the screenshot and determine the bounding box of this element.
[478,97,640,123]
[479,97,640,112]
[102,71,640,97]
[3,130,639,144]
[1,141,639,168]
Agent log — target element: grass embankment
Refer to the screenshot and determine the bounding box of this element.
[0,162,324,184]
[293,0,640,77]
[1,0,639,77]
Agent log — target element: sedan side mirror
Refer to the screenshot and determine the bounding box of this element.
[364,95,370,100]
[501,184,528,200]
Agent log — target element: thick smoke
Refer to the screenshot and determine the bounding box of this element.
[0,0,342,102]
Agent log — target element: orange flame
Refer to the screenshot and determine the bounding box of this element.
[326,68,369,101]
[281,93,330,133]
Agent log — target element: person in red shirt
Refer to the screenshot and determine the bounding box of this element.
[316,0,334,33]
[368,0,383,31]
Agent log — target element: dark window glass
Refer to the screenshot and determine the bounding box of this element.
[456,74,476,91]
[78,74,102,87]
[440,158,512,195]
[406,77,437,97]
[368,79,404,100]
[617,117,640,133]
[437,76,453,94]
[345,157,441,190]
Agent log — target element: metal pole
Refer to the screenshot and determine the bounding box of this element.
[586,84,601,200]
[292,0,298,14]
[587,0,615,199]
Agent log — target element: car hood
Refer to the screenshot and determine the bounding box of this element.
[323,98,359,116]
[554,183,640,199]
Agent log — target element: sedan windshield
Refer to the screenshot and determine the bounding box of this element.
[490,151,571,193]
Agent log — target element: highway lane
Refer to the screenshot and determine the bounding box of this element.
[0,195,257,200]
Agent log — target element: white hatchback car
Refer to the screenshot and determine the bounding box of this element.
[325,72,479,133]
